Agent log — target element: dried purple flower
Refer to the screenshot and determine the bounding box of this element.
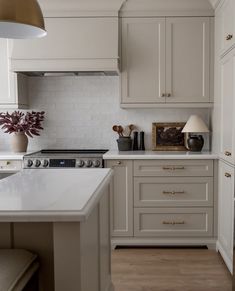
[0,111,45,138]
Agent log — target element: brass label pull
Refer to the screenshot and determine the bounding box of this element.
[162,221,185,225]
[162,166,185,171]
[162,191,185,195]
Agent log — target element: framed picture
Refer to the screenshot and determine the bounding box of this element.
[152,122,186,151]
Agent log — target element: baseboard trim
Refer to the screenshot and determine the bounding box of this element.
[111,237,217,249]
[216,241,233,274]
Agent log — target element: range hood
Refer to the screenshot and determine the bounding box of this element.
[10,17,119,75]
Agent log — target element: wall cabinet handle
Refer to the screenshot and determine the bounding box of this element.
[162,191,185,195]
[226,34,233,41]
[116,161,122,165]
[162,221,185,225]
[166,93,172,97]
[162,166,185,170]
[225,151,232,156]
[225,173,232,178]
[161,93,166,97]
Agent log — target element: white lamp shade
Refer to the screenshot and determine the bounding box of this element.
[182,115,209,133]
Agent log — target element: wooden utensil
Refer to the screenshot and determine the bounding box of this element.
[113,125,121,137]
[128,124,135,136]
[118,125,124,137]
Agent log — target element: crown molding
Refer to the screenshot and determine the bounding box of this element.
[120,0,214,17]
[208,0,221,9]
[38,0,127,17]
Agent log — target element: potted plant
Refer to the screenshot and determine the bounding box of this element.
[0,111,45,152]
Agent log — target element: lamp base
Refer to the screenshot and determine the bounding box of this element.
[187,135,204,152]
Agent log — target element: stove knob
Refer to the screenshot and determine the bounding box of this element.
[85,160,93,168]
[26,159,33,168]
[77,160,85,168]
[93,160,101,168]
[42,160,49,168]
[34,160,41,168]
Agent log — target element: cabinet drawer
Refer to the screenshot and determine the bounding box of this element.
[134,208,213,237]
[134,177,213,207]
[134,160,213,177]
[0,160,22,173]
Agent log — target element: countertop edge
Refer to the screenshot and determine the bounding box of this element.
[103,151,218,160]
[0,169,114,223]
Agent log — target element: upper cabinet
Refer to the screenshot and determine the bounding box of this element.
[218,0,235,56]
[220,48,235,164]
[165,17,210,104]
[0,40,28,109]
[11,17,119,73]
[121,17,213,108]
[121,18,166,104]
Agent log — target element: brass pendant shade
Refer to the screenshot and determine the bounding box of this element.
[0,0,46,39]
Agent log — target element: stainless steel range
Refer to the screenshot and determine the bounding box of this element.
[23,149,108,169]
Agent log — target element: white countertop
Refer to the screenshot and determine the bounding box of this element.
[0,169,112,222]
[103,150,218,160]
[0,152,26,160]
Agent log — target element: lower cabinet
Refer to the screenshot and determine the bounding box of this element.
[106,160,133,237]
[217,160,234,273]
[106,159,216,248]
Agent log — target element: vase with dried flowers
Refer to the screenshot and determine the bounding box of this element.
[0,111,45,152]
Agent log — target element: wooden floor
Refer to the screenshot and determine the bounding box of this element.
[112,248,232,291]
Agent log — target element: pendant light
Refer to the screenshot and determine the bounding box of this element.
[0,0,47,39]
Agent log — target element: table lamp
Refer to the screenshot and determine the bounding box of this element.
[182,115,209,152]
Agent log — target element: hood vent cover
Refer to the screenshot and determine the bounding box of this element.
[11,17,119,75]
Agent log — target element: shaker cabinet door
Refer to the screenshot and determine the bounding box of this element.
[220,49,235,164]
[0,39,14,105]
[218,161,234,273]
[165,17,210,103]
[0,39,28,108]
[121,18,166,104]
[106,160,133,237]
[219,0,235,55]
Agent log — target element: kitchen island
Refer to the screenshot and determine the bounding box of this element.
[0,169,113,291]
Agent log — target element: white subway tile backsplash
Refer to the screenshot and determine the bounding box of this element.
[0,76,211,152]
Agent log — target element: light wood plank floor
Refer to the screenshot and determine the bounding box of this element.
[112,248,232,291]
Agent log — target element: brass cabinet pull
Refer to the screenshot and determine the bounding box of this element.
[116,161,122,165]
[226,34,233,41]
[166,93,172,97]
[162,221,185,225]
[162,166,185,170]
[161,93,166,97]
[6,161,11,165]
[225,151,232,156]
[162,191,185,195]
[225,172,232,178]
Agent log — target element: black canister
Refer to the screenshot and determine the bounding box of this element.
[117,137,132,151]
[139,131,145,151]
[133,132,139,151]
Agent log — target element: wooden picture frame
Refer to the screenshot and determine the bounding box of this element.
[152,122,187,151]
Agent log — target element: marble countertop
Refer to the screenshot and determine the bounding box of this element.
[0,169,112,222]
[103,150,218,160]
[0,152,26,160]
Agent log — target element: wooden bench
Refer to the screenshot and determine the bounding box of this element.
[0,249,39,291]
